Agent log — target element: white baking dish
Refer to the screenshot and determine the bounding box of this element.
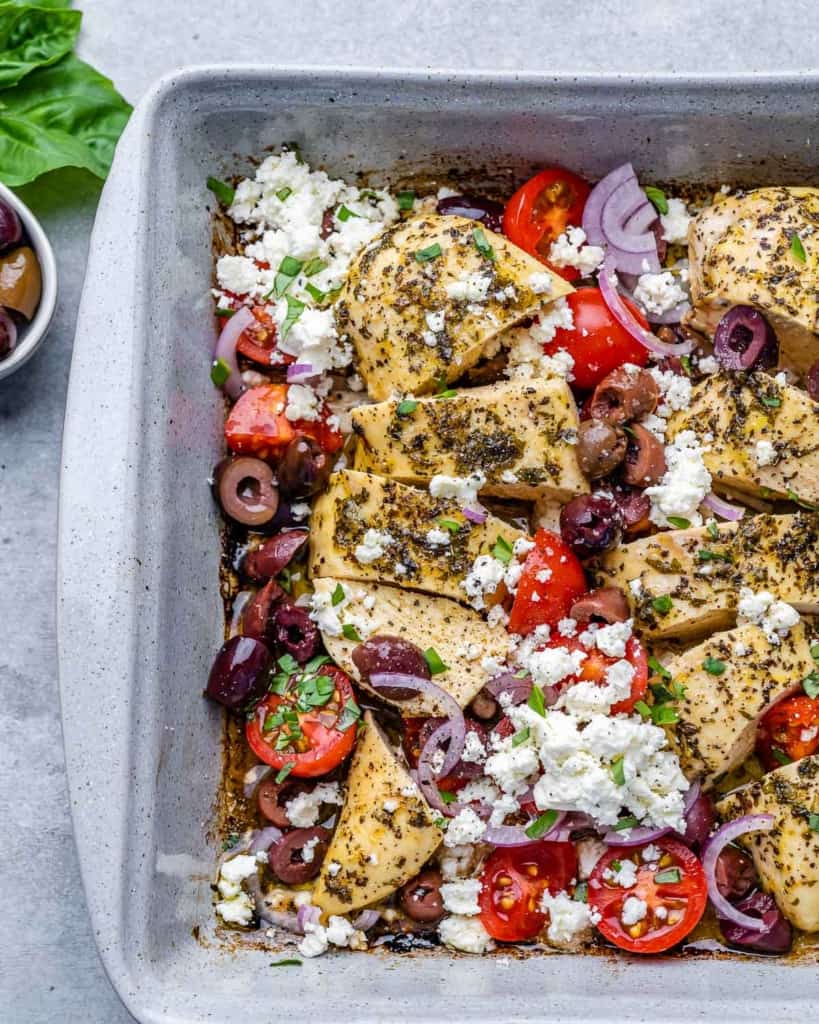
[58,66,819,1024]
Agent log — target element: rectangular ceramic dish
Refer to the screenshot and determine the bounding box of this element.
[59,67,819,1024]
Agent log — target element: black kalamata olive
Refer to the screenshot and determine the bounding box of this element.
[807,358,819,402]
[588,366,660,424]
[214,456,279,527]
[622,423,667,487]
[469,688,498,720]
[719,891,793,955]
[0,200,22,251]
[352,635,430,698]
[436,195,504,234]
[205,635,271,709]
[320,208,335,240]
[0,307,17,358]
[268,827,331,883]
[559,494,623,558]
[399,869,445,923]
[714,845,757,901]
[241,578,285,641]
[680,791,716,849]
[570,586,630,624]
[257,777,313,828]
[243,530,308,581]
[272,601,320,663]
[277,437,333,498]
[576,419,628,479]
[713,305,778,371]
[609,482,652,536]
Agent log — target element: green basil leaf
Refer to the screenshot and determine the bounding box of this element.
[573,881,588,903]
[274,254,304,297]
[341,623,362,642]
[396,398,418,416]
[760,395,782,408]
[651,704,679,725]
[207,176,234,206]
[0,54,132,185]
[644,185,669,215]
[610,755,626,786]
[702,656,727,676]
[651,595,674,615]
[280,294,305,339]
[808,813,819,833]
[666,516,691,530]
[790,233,806,263]
[210,358,231,388]
[472,226,495,260]
[415,242,442,263]
[647,656,671,680]
[707,520,720,541]
[336,697,361,732]
[527,685,546,717]
[634,700,652,719]
[802,671,819,700]
[423,647,449,675]
[491,535,513,565]
[274,762,295,783]
[331,583,346,607]
[0,4,80,89]
[511,727,530,747]
[771,747,792,766]
[270,958,302,967]
[655,867,682,884]
[397,189,415,211]
[613,815,639,831]
[275,186,292,202]
[525,809,558,840]
[437,518,461,533]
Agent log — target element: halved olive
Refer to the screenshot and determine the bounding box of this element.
[214,456,279,526]
[0,246,41,319]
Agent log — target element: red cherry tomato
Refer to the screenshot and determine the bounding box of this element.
[225,383,343,459]
[588,837,708,954]
[507,530,587,637]
[478,842,577,942]
[402,716,487,792]
[234,305,290,366]
[757,695,819,771]
[245,664,359,777]
[503,167,591,281]
[544,634,648,715]
[544,287,649,391]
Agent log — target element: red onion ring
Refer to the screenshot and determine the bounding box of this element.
[583,164,661,275]
[353,909,381,931]
[245,869,303,933]
[369,672,465,728]
[243,764,272,799]
[602,823,672,847]
[249,826,284,854]
[683,780,702,814]
[598,256,694,358]
[286,361,317,383]
[582,163,638,244]
[413,761,490,820]
[484,672,533,706]
[702,491,745,521]
[416,716,466,783]
[213,305,254,400]
[462,506,487,524]
[483,812,567,848]
[702,814,775,931]
[296,903,322,932]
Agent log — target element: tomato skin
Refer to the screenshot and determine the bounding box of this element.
[507,530,587,637]
[235,305,290,366]
[544,634,647,715]
[479,842,577,942]
[544,288,649,391]
[588,838,708,954]
[757,695,819,770]
[225,383,343,459]
[503,167,590,280]
[245,665,358,777]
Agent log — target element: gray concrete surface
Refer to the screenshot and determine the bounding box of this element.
[0,1,815,1021]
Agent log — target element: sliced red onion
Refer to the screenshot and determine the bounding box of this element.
[245,869,303,933]
[702,491,745,521]
[718,891,792,954]
[484,812,567,848]
[551,811,598,841]
[243,764,272,799]
[598,256,693,358]
[417,717,466,782]
[646,301,692,326]
[249,826,283,854]
[369,673,464,729]
[713,306,778,371]
[462,506,487,524]
[286,361,317,383]
[683,780,702,814]
[600,180,662,275]
[602,823,671,847]
[702,815,775,931]
[213,305,254,400]
[353,909,381,931]
[296,903,322,932]
[624,201,658,236]
[583,163,638,244]
[484,672,533,706]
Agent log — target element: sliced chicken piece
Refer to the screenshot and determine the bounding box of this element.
[309,469,524,604]
[312,711,443,917]
[716,756,819,931]
[337,213,571,400]
[351,379,588,503]
[663,622,814,788]
[686,187,819,377]
[593,512,819,641]
[667,372,819,505]
[311,577,509,716]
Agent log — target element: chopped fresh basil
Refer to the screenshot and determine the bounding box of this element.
[680,355,693,377]
[771,747,792,766]
[276,186,292,202]
[651,594,674,615]
[336,698,362,732]
[573,881,589,903]
[271,958,302,967]
[433,816,447,829]
[273,254,304,297]
[215,307,235,318]
[644,185,669,215]
[613,815,639,832]
[671,681,687,701]
[397,190,415,211]
[707,520,720,540]
[652,704,679,726]
[305,283,326,303]
[275,762,295,783]
[440,789,456,804]
[415,242,442,263]
[472,226,495,260]
[331,583,346,607]
[207,176,234,205]
[278,654,299,674]
[512,727,530,747]
[808,813,819,833]
[303,257,328,277]
[697,548,731,563]
[221,833,240,851]
[811,644,819,662]
[296,673,335,712]
[435,387,457,399]
[666,516,691,530]
[424,647,449,675]
[337,204,359,222]
[437,518,461,533]
[527,685,547,717]
[280,295,305,340]
[525,809,558,840]
[278,568,293,594]
[397,398,418,417]
[304,655,331,674]
[210,357,232,388]
[634,700,652,719]
[610,755,626,786]
[787,489,819,511]
[655,867,682,885]
[492,535,514,565]
[648,656,671,680]
[802,671,819,700]
[702,657,727,676]
[790,232,807,263]
[760,395,782,408]
[342,623,362,642]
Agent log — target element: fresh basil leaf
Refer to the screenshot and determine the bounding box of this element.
[610,756,626,786]
[707,520,720,540]
[491,535,513,565]
[0,54,132,185]
[396,398,418,417]
[336,697,361,732]
[341,623,362,642]
[397,190,415,211]
[270,958,302,967]
[527,685,546,717]
[790,233,806,263]
[331,583,346,607]
[647,656,671,680]
[771,747,792,766]
[210,357,231,387]
[525,810,558,840]
[613,815,639,831]
[655,867,682,884]
[666,516,690,530]
[207,176,234,206]
[0,4,80,89]
[274,762,295,783]
[573,881,588,903]
[440,789,456,805]
[423,647,449,675]
[644,185,669,215]
[280,294,305,339]
[803,671,819,700]
[437,518,461,533]
[472,226,495,260]
[274,254,303,297]
[415,242,442,263]
[634,700,652,719]
[651,594,673,615]
[808,813,819,833]
[275,186,292,202]
[511,727,530,747]
[702,656,727,675]
[760,395,781,408]
[651,704,679,725]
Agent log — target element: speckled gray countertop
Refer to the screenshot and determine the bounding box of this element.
[0,2,815,1021]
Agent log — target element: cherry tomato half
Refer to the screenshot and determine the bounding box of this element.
[544,287,649,391]
[507,529,587,637]
[757,695,819,771]
[246,664,359,777]
[588,837,708,954]
[402,716,487,792]
[545,634,648,715]
[225,383,343,459]
[478,842,577,942]
[503,167,591,280]
[235,305,289,366]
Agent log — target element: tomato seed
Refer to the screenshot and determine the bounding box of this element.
[497,875,513,887]
[500,896,515,911]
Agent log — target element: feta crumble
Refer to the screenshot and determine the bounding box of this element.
[440,878,482,916]
[540,891,600,946]
[429,471,486,508]
[438,915,494,954]
[737,587,800,645]
[660,198,692,245]
[548,226,605,276]
[646,430,712,528]
[621,896,648,926]
[284,781,343,827]
[633,271,688,317]
[754,439,778,467]
[354,528,395,565]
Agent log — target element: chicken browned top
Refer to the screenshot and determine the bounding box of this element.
[686,187,818,376]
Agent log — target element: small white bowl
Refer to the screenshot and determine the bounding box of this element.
[0,179,58,380]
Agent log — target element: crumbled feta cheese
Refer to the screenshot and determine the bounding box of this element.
[440,878,482,916]
[660,198,692,244]
[548,226,605,276]
[383,798,399,813]
[291,501,311,520]
[556,616,576,636]
[308,589,344,636]
[754,440,778,466]
[215,891,254,926]
[541,348,575,381]
[577,837,607,880]
[445,807,488,847]
[540,890,600,946]
[217,854,259,899]
[426,527,452,548]
[458,642,482,662]
[519,644,586,688]
[438,915,494,954]
[642,843,661,863]
[461,730,487,764]
[698,355,719,375]
[621,896,648,926]
[216,254,263,296]
[503,298,575,380]
[487,605,509,628]
[628,578,643,598]
[604,859,639,887]
[633,271,688,317]
[648,367,693,417]
[557,658,634,717]
[737,587,800,645]
[284,782,343,827]
[298,921,329,958]
[354,528,394,565]
[429,471,486,508]
[301,836,321,863]
[325,915,357,947]
[327,860,341,877]
[462,554,506,611]
[732,640,750,657]
[439,844,477,881]
[284,382,321,422]
[528,271,554,295]
[484,744,540,795]
[594,620,633,659]
[646,430,712,528]
[445,271,492,303]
